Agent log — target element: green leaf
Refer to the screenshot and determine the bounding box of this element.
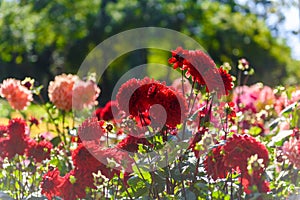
[268,118,281,130]
[50,136,61,147]
[185,189,196,200]
[248,126,262,136]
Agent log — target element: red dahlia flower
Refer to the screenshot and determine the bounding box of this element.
[116,77,188,128]
[168,46,188,69]
[0,119,30,159]
[222,134,269,174]
[26,139,53,163]
[169,47,233,96]
[94,100,119,121]
[40,167,63,200]
[0,137,29,159]
[59,169,95,200]
[182,49,216,86]
[204,145,230,180]
[72,143,101,172]
[7,118,28,139]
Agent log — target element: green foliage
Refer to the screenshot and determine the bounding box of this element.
[0,0,298,104]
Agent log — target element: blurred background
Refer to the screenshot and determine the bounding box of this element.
[0,0,299,105]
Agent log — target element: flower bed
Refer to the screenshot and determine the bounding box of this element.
[0,47,299,199]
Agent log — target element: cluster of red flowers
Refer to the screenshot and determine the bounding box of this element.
[41,117,136,200]
[40,143,130,199]
[168,47,233,96]
[0,118,52,162]
[204,134,270,194]
[116,77,188,128]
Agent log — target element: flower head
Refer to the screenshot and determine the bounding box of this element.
[26,139,53,163]
[72,143,101,172]
[48,74,78,111]
[282,137,300,169]
[72,79,101,110]
[78,117,104,141]
[40,167,63,200]
[0,78,33,110]
[204,145,230,180]
[116,77,188,128]
[223,134,269,173]
[0,119,30,159]
[116,134,152,152]
[169,48,233,96]
[59,169,95,200]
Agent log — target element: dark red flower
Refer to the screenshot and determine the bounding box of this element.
[116,77,188,128]
[26,139,53,162]
[204,145,230,180]
[29,116,39,127]
[59,169,95,200]
[223,134,269,173]
[40,167,63,200]
[117,78,141,115]
[218,67,233,95]
[168,46,188,69]
[169,48,233,96]
[116,134,152,152]
[72,143,101,172]
[95,147,134,174]
[77,117,104,141]
[0,136,29,159]
[181,50,216,86]
[95,101,119,121]
[7,118,28,139]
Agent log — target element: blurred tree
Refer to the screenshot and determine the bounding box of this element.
[0,0,298,104]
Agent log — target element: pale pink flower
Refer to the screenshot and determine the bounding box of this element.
[250,83,275,110]
[282,137,300,169]
[0,78,33,110]
[48,74,100,111]
[72,79,101,110]
[233,83,275,113]
[274,93,288,114]
[48,74,78,111]
[290,90,300,105]
[232,85,257,112]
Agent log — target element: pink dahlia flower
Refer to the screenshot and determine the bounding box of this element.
[72,79,101,110]
[282,137,300,169]
[48,74,100,111]
[48,74,78,111]
[0,78,33,110]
